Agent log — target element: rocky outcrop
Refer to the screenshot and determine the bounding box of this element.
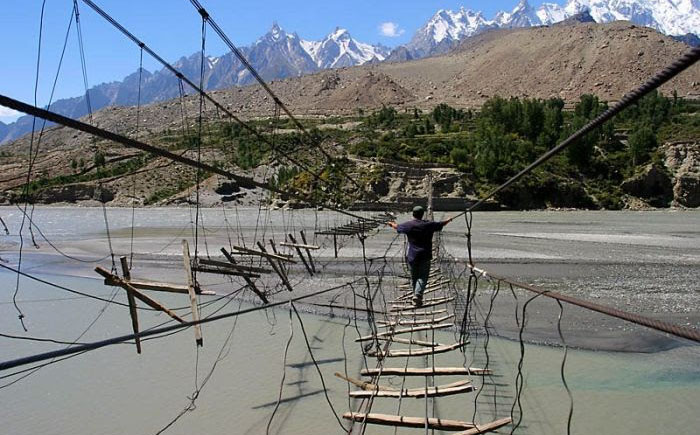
[34,184,115,203]
[664,141,700,208]
[621,164,674,207]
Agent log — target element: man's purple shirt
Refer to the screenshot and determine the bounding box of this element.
[396,219,445,264]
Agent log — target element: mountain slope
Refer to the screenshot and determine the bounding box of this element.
[0,24,387,144]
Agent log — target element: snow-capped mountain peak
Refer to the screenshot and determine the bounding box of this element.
[301,27,389,69]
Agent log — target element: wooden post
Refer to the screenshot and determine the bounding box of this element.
[427,172,434,221]
[333,233,338,258]
[299,230,316,274]
[221,248,268,304]
[182,240,203,347]
[257,241,294,292]
[288,233,313,276]
[268,239,291,284]
[119,256,141,354]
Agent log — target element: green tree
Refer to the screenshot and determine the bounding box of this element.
[628,126,657,166]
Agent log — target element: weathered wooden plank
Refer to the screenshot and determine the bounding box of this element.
[299,230,316,274]
[192,265,261,279]
[197,258,271,274]
[334,372,395,391]
[374,337,443,347]
[391,314,455,326]
[257,241,294,292]
[395,308,448,317]
[96,267,184,323]
[349,379,474,398]
[355,323,454,342]
[231,244,295,263]
[221,248,268,304]
[103,278,216,295]
[182,240,203,347]
[342,413,475,431]
[361,367,492,377]
[392,297,455,311]
[366,342,467,358]
[279,242,320,250]
[119,257,141,354]
[453,417,512,435]
[288,234,313,276]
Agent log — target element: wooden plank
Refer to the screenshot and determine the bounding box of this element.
[361,367,493,377]
[96,267,185,323]
[374,337,443,347]
[231,244,295,263]
[334,372,395,391]
[399,279,450,290]
[268,239,291,283]
[342,413,475,431]
[366,342,467,358]
[192,265,261,279]
[349,379,474,398]
[453,418,512,435]
[395,308,447,317]
[221,248,268,304]
[377,314,454,327]
[355,323,454,342]
[298,230,316,274]
[197,258,271,274]
[279,242,320,250]
[288,233,313,276]
[392,297,455,311]
[257,241,294,292]
[119,256,141,354]
[103,278,216,295]
[182,240,203,347]
[389,295,452,304]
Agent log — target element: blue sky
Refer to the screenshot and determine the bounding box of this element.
[0,0,566,123]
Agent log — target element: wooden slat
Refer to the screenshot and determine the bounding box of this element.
[349,379,474,398]
[378,314,455,328]
[96,267,184,323]
[197,258,271,274]
[231,244,295,263]
[192,265,261,278]
[333,372,395,391]
[257,241,294,292]
[221,248,268,304]
[361,367,493,377]
[288,233,313,276]
[299,230,316,274]
[395,308,448,317]
[374,337,442,347]
[355,323,454,342]
[366,342,467,358]
[103,278,216,295]
[453,417,512,435]
[392,297,455,311]
[279,242,320,250]
[182,240,203,347]
[119,257,141,354]
[342,413,475,431]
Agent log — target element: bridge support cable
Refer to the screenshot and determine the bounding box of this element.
[468,265,700,344]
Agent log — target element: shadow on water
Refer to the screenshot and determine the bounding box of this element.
[286,357,344,369]
[251,390,325,409]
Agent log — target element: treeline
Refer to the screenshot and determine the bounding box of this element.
[352,91,695,208]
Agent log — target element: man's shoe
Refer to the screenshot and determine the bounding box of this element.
[412,296,422,307]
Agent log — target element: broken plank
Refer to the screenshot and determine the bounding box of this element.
[95,267,184,323]
[392,297,455,311]
[349,379,474,398]
[288,234,313,276]
[103,278,216,296]
[453,417,512,435]
[120,257,141,354]
[221,248,268,304]
[334,372,395,391]
[257,241,294,292]
[192,265,261,279]
[342,413,475,431]
[361,367,492,377]
[299,230,316,274]
[279,242,320,250]
[373,337,443,347]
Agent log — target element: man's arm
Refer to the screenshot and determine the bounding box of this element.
[387,221,398,231]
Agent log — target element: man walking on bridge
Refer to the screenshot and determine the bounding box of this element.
[388,206,453,307]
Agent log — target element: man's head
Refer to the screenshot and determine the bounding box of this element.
[412,205,425,220]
